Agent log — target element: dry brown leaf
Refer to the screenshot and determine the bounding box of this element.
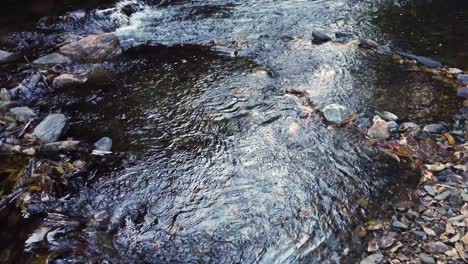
[445,248,460,259]
[368,237,379,252]
[455,242,467,262]
[424,163,447,171]
[390,242,403,253]
[450,233,461,243]
[446,223,456,235]
[461,232,468,245]
[422,225,437,237]
[368,223,383,231]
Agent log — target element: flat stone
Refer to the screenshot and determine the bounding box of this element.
[419,253,435,264]
[457,74,468,85]
[33,53,72,64]
[312,31,332,43]
[0,88,11,101]
[359,254,384,264]
[52,74,87,88]
[457,87,468,99]
[423,185,436,197]
[59,33,122,63]
[359,38,379,49]
[422,123,447,134]
[367,116,391,139]
[392,220,408,229]
[32,114,68,143]
[427,242,449,254]
[9,107,37,122]
[94,137,112,151]
[434,191,451,201]
[322,104,353,125]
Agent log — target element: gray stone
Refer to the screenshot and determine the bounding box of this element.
[367,116,391,139]
[457,74,468,85]
[434,191,451,201]
[0,88,11,101]
[52,74,87,88]
[59,33,122,63]
[457,87,468,99]
[392,220,408,229]
[359,254,384,264]
[0,49,13,63]
[423,185,436,197]
[377,45,392,55]
[376,111,398,121]
[397,52,442,68]
[423,123,447,134]
[387,121,398,133]
[33,53,72,64]
[399,122,420,134]
[32,114,68,142]
[322,104,353,125]
[9,107,37,122]
[427,242,449,254]
[312,31,332,43]
[406,210,419,221]
[334,32,354,43]
[419,253,435,264]
[359,38,379,49]
[8,73,44,100]
[94,137,112,151]
[413,231,428,239]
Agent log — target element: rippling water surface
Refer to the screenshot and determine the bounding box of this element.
[1,0,465,263]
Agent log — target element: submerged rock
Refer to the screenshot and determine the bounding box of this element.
[312,31,331,43]
[367,116,391,139]
[33,114,68,142]
[9,107,37,122]
[33,53,72,64]
[94,137,112,151]
[423,123,448,134]
[322,104,353,125]
[52,74,87,88]
[359,38,379,49]
[59,33,122,63]
[397,52,442,68]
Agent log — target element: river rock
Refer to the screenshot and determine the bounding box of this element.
[387,121,398,133]
[399,122,420,134]
[367,116,391,139]
[427,242,449,254]
[434,191,451,201]
[359,38,379,49]
[419,253,435,264]
[33,114,68,142]
[59,33,122,63]
[423,185,436,197]
[52,74,87,88]
[457,87,468,99]
[359,254,384,264]
[376,111,398,121]
[377,45,392,55]
[397,52,442,68]
[322,104,353,125]
[312,31,331,43]
[121,2,141,16]
[0,88,11,101]
[422,123,447,134]
[457,74,468,85]
[33,53,72,64]
[8,73,44,100]
[335,32,354,43]
[94,137,112,151]
[392,220,408,229]
[9,107,37,122]
[0,49,13,62]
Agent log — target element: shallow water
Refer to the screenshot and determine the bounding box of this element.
[0,0,466,263]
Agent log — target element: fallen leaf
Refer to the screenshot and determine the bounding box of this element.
[422,225,437,237]
[461,232,468,245]
[368,223,383,231]
[445,248,460,259]
[379,232,397,249]
[455,242,467,262]
[424,163,447,171]
[443,133,456,146]
[449,233,460,243]
[368,237,379,252]
[446,223,456,235]
[390,242,403,253]
[55,167,65,174]
[453,164,468,172]
[22,148,36,156]
[30,185,42,192]
[358,198,369,208]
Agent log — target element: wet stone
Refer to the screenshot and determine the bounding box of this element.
[376,111,398,121]
[360,254,384,264]
[9,107,37,122]
[392,220,408,230]
[427,242,449,254]
[423,185,436,197]
[59,33,122,63]
[94,137,112,151]
[312,31,332,43]
[33,53,72,65]
[419,253,435,264]
[422,124,448,134]
[359,38,379,49]
[434,191,451,201]
[32,114,68,142]
[322,103,353,125]
[406,210,419,221]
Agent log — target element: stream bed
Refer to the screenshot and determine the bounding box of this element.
[0,0,466,263]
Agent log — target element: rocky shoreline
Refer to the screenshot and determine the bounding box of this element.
[0,11,467,264]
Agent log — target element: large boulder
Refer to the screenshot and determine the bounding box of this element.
[59,33,122,63]
[33,52,72,65]
[322,104,353,125]
[33,114,68,142]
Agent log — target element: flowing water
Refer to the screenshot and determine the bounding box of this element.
[0,0,466,263]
